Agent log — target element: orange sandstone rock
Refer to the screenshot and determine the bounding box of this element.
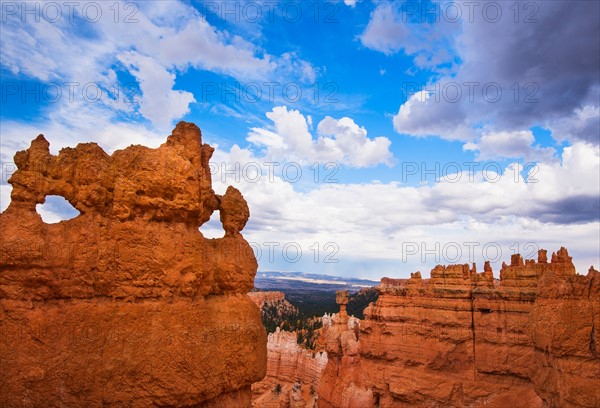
[529,266,600,408]
[248,290,287,308]
[317,293,374,408]
[317,248,599,407]
[0,122,267,407]
[336,290,349,318]
[252,328,327,408]
[250,290,326,408]
[263,328,327,387]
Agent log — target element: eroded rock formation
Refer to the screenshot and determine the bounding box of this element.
[250,290,327,407]
[317,248,599,408]
[252,328,328,408]
[248,290,287,308]
[0,122,267,407]
[317,322,372,407]
[317,293,373,408]
[529,264,600,407]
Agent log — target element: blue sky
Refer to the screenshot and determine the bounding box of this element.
[1,0,599,279]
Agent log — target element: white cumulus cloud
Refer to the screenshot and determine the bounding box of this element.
[247,106,394,167]
[118,51,195,130]
[463,130,556,162]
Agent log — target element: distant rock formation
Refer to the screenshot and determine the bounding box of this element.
[347,287,379,319]
[251,328,328,408]
[317,293,373,408]
[317,248,599,408]
[251,291,327,407]
[249,290,287,308]
[0,122,267,407]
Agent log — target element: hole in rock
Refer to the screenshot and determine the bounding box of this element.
[36,195,80,223]
[198,209,224,238]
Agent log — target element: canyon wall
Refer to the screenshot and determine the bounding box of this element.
[252,328,328,407]
[318,249,599,408]
[0,122,267,407]
[529,265,600,407]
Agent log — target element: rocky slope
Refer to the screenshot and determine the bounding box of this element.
[0,122,267,407]
[317,248,599,408]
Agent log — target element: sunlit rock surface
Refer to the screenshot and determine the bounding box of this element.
[0,122,267,407]
[317,249,599,408]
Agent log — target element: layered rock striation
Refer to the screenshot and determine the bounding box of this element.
[317,249,599,408]
[251,290,327,407]
[266,328,328,387]
[252,328,327,408]
[529,265,600,407]
[0,122,267,407]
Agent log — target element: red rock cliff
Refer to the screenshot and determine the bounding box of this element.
[529,262,600,408]
[317,249,599,408]
[0,122,267,407]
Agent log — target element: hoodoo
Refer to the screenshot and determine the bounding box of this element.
[0,122,267,407]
